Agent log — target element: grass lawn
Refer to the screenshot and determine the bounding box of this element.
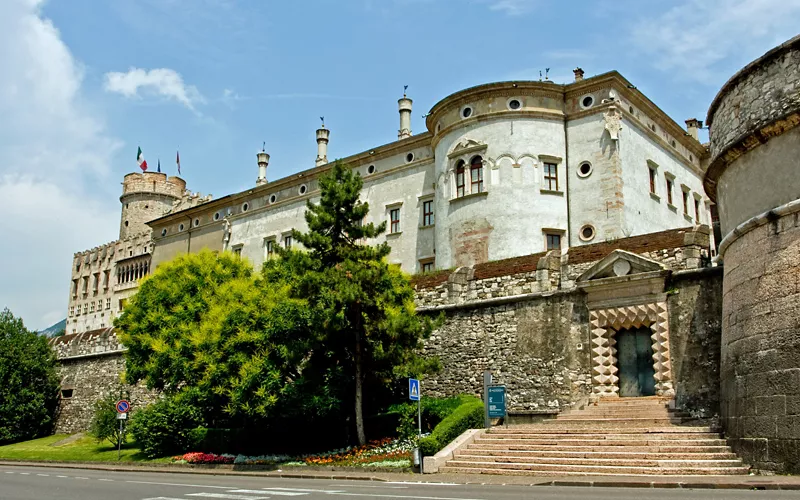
[0,434,169,463]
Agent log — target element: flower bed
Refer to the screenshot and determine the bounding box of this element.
[172,437,414,468]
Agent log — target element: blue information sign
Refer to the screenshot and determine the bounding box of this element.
[487,385,506,418]
[409,378,420,401]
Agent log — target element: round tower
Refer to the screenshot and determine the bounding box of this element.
[119,172,186,239]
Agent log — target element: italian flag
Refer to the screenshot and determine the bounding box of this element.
[137,146,148,171]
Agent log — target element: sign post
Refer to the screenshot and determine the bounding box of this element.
[115,400,130,460]
[408,378,421,473]
[483,371,492,428]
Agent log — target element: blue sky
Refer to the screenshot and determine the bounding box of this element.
[2,0,800,329]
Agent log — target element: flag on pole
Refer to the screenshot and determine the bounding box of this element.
[176,150,181,175]
[137,146,148,171]
[157,158,161,173]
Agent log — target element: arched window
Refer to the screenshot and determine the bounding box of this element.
[470,156,483,194]
[455,160,466,198]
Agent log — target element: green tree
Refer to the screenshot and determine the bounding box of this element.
[0,308,60,444]
[271,160,440,445]
[89,387,131,448]
[115,249,313,424]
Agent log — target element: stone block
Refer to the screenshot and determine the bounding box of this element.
[776,416,800,439]
[755,395,787,416]
[787,396,800,416]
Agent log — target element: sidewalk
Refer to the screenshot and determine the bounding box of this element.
[1,460,798,490]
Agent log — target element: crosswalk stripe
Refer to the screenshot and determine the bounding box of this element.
[187,494,269,500]
[229,490,306,497]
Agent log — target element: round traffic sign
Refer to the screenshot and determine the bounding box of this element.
[115,400,130,413]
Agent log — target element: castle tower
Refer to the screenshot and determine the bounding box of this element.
[119,172,186,239]
[398,90,413,140]
[315,122,330,167]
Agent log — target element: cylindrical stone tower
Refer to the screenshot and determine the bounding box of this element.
[705,34,800,473]
[256,149,270,186]
[315,125,330,167]
[119,172,186,239]
[398,93,413,140]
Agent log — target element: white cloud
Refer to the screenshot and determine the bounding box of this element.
[632,0,800,83]
[481,0,538,15]
[104,67,205,111]
[0,0,121,330]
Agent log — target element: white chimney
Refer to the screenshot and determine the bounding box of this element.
[315,123,330,167]
[256,148,269,186]
[398,87,412,140]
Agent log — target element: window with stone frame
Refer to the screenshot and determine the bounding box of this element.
[390,208,401,234]
[421,260,434,273]
[455,160,466,198]
[665,175,674,205]
[544,163,559,191]
[545,232,562,251]
[649,166,657,194]
[89,302,94,313]
[69,306,74,316]
[98,299,103,312]
[422,200,434,227]
[77,304,81,315]
[694,197,702,223]
[232,245,243,257]
[264,238,276,260]
[283,235,292,250]
[106,298,111,310]
[682,189,690,214]
[470,156,484,194]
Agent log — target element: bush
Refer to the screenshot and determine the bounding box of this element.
[388,395,470,440]
[418,396,483,457]
[129,397,205,458]
[89,388,131,447]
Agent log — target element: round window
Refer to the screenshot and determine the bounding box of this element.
[406,153,415,163]
[508,99,521,110]
[299,184,307,195]
[214,212,221,221]
[161,228,167,237]
[461,106,473,119]
[193,218,200,227]
[579,224,596,241]
[179,223,185,232]
[269,194,277,204]
[367,165,376,174]
[242,202,249,212]
[581,95,594,108]
[578,161,593,178]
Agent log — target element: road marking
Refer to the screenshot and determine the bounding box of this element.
[386,483,460,486]
[57,475,68,478]
[37,474,50,477]
[75,477,89,480]
[329,485,407,489]
[263,489,341,494]
[230,490,306,497]
[19,472,30,475]
[143,497,187,500]
[328,493,487,500]
[4,471,14,474]
[98,478,114,482]
[127,481,231,490]
[187,494,270,500]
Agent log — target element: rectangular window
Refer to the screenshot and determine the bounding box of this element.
[546,233,562,251]
[232,246,242,257]
[103,270,110,289]
[264,239,275,260]
[390,208,400,234]
[649,167,657,194]
[69,306,74,316]
[666,177,674,205]
[544,163,559,191]
[683,190,690,214]
[456,167,465,198]
[106,298,111,310]
[77,304,81,315]
[470,164,483,194]
[89,302,94,313]
[422,200,434,227]
[284,235,292,249]
[694,198,701,223]
[421,261,434,273]
[72,279,78,297]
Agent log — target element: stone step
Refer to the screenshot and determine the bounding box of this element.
[439,465,750,477]
[490,426,716,434]
[560,410,687,417]
[452,454,743,468]
[474,438,729,447]
[551,417,684,424]
[468,444,733,453]
[485,431,720,439]
[457,449,739,460]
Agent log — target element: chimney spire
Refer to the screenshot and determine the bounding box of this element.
[398,86,413,140]
[315,120,330,167]
[685,118,703,141]
[256,145,269,186]
[573,67,585,82]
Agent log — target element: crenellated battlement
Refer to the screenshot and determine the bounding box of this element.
[121,172,186,199]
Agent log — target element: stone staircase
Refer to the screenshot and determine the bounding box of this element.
[440,397,750,476]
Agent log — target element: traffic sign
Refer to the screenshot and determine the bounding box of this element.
[116,412,127,420]
[487,385,506,418]
[115,400,130,413]
[409,378,420,401]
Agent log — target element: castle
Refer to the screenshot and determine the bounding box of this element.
[53,36,800,473]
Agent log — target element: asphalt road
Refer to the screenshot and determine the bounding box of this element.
[0,465,795,500]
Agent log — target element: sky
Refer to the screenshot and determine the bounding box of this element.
[2,0,800,331]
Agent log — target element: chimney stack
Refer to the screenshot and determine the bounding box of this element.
[573,67,585,82]
[398,87,412,140]
[316,121,330,167]
[256,147,269,186]
[685,118,703,141]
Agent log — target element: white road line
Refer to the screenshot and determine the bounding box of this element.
[19,472,30,475]
[187,494,270,500]
[126,481,232,490]
[386,483,460,486]
[4,471,14,474]
[230,490,306,497]
[75,477,89,480]
[328,485,407,489]
[143,497,187,500]
[263,489,341,494]
[57,475,68,478]
[37,474,50,477]
[98,478,114,482]
[328,493,487,500]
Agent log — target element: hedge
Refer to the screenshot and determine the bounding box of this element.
[418,396,483,456]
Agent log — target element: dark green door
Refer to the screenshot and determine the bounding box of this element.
[616,328,656,397]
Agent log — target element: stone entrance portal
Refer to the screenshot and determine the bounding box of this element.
[616,327,657,397]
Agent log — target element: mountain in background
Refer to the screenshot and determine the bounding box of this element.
[39,318,66,337]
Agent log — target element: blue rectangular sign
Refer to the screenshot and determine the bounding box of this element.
[487,385,506,418]
[409,378,420,401]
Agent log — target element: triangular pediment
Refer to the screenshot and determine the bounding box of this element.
[447,138,488,158]
[577,249,666,282]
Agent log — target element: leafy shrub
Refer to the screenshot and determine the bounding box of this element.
[89,388,131,447]
[130,396,205,458]
[418,397,483,457]
[388,395,470,440]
